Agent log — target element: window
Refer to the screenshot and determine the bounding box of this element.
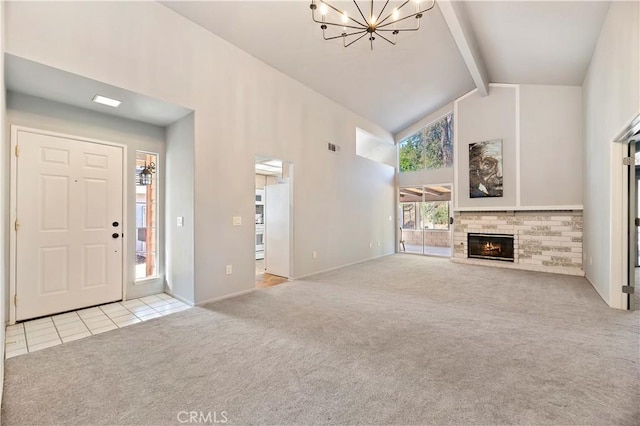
[421,201,449,230]
[399,114,453,173]
[136,152,158,279]
[400,201,449,231]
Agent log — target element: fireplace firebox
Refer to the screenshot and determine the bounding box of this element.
[467,233,514,262]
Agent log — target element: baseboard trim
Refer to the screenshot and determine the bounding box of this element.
[291,252,394,280]
[584,274,611,308]
[196,289,255,306]
[450,257,585,277]
[163,290,195,307]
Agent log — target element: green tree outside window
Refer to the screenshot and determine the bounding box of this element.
[399,114,453,173]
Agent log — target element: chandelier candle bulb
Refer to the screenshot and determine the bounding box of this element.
[309,0,435,50]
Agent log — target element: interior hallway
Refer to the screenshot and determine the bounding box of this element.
[255,259,288,289]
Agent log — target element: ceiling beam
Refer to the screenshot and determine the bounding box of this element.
[438,0,489,97]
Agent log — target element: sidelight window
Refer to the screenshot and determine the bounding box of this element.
[135,152,158,279]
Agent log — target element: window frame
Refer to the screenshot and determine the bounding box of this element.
[397,112,454,173]
[135,151,160,282]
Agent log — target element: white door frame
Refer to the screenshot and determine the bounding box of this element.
[9,126,128,324]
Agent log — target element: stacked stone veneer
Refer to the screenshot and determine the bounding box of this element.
[452,211,583,276]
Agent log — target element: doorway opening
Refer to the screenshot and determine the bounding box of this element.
[398,185,453,257]
[255,156,292,288]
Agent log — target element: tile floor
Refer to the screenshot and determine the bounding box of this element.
[5,294,190,359]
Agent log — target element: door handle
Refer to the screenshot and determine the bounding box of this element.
[112,233,120,239]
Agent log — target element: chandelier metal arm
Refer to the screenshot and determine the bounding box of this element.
[351,0,369,27]
[377,0,411,27]
[344,31,370,48]
[320,0,369,28]
[377,18,424,32]
[311,11,366,30]
[312,17,366,31]
[375,0,391,26]
[377,1,436,29]
[376,25,420,32]
[310,0,436,49]
[323,29,367,41]
[375,31,398,46]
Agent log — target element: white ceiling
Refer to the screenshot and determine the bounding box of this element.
[5,55,192,127]
[162,0,476,134]
[161,1,610,135]
[464,1,611,85]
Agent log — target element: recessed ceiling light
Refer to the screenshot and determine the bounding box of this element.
[92,94,122,108]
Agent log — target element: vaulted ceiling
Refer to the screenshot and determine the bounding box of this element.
[161,1,611,134]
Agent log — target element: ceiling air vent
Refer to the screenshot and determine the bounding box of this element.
[327,142,340,153]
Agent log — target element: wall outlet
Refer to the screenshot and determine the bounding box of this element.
[377,240,381,247]
[589,256,592,266]
[389,215,393,221]
[369,242,373,248]
[176,216,184,227]
[225,265,233,275]
[312,251,317,259]
[232,216,242,226]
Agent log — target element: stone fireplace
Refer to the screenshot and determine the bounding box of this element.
[452,211,583,276]
[467,233,514,262]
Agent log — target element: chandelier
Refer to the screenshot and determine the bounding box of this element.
[309,0,436,50]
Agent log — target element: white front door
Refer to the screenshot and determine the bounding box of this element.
[15,130,124,321]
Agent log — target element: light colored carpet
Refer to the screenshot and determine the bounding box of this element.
[2,255,639,425]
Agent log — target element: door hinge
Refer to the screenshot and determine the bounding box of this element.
[14,220,20,231]
[622,285,635,294]
[14,145,19,157]
[623,157,634,166]
[13,295,17,306]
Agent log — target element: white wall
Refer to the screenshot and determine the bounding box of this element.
[0,0,6,403]
[4,1,395,304]
[355,128,396,168]
[454,84,583,210]
[520,85,583,207]
[5,92,167,300]
[165,113,194,304]
[583,1,639,308]
[455,85,518,208]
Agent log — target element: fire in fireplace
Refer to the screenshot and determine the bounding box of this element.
[468,233,514,262]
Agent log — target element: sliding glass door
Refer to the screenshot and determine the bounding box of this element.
[399,186,452,257]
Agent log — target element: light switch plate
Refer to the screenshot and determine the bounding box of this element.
[232,216,242,226]
[177,216,184,227]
